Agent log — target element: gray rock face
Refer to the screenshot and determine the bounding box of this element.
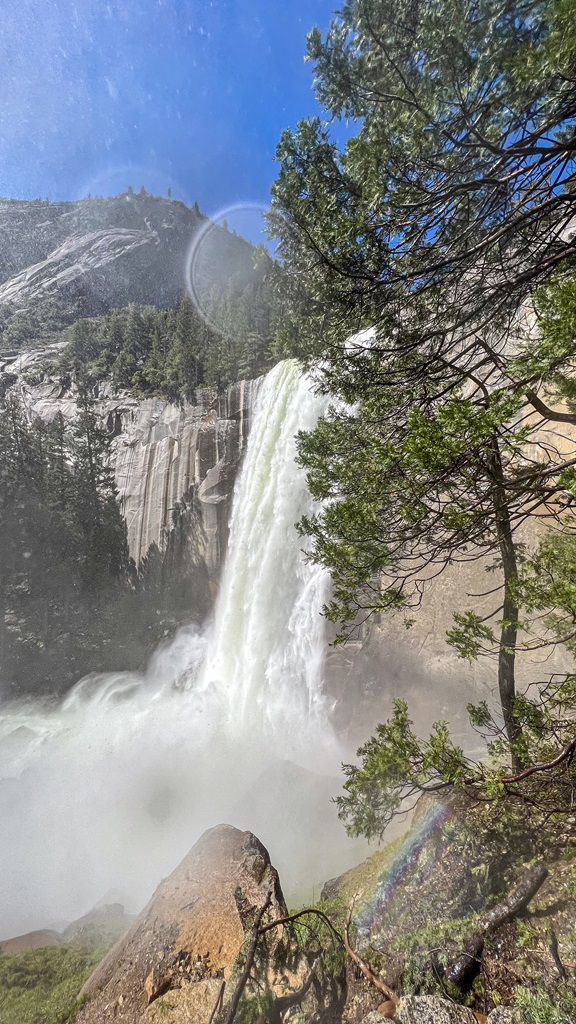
[109,378,261,572]
[0,228,156,307]
[486,1009,520,1024]
[382,997,478,1024]
[0,194,258,314]
[361,995,521,1024]
[2,346,261,576]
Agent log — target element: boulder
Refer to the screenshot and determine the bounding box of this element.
[362,1001,521,1024]
[0,928,61,955]
[362,999,478,1024]
[486,1010,521,1024]
[393,998,478,1024]
[75,824,287,1024]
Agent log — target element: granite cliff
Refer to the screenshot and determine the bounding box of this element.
[0,193,257,323]
[0,192,268,583]
[0,344,260,578]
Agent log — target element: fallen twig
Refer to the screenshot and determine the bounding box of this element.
[208,980,226,1024]
[344,894,398,1003]
[550,928,568,981]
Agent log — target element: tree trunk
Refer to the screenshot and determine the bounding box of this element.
[489,438,522,770]
[0,576,5,668]
[499,570,521,767]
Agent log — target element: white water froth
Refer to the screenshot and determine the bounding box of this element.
[0,361,354,936]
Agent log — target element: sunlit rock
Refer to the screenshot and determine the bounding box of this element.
[0,194,257,314]
[75,824,287,1024]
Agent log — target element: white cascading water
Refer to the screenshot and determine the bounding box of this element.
[200,360,330,737]
[0,361,362,937]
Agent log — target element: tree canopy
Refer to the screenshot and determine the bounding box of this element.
[270,0,576,785]
[57,281,281,403]
[271,0,576,350]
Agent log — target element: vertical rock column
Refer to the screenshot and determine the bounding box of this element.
[112,377,262,579]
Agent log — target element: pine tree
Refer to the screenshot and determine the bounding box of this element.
[71,388,130,599]
[270,0,576,771]
[165,295,204,401]
[111,304,150,388]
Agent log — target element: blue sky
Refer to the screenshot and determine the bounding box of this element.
[0,0,339,222]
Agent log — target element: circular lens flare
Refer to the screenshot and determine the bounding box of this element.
[186,202,271,337]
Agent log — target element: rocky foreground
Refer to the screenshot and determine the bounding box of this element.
[5,814,570,1024]
[75,825,289,1024]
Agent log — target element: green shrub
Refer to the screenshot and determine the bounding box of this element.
[515,985,576,1024]
[0,943,105,1024]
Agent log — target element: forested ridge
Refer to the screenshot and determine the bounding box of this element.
[56,286,280,400]
[0,191,285,398]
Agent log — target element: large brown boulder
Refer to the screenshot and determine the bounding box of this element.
[75,825,288,1024]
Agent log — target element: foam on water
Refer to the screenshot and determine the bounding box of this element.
[0,361,353,935]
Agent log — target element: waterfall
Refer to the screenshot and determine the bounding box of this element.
[0,361,360,937]
[200,359,330,736]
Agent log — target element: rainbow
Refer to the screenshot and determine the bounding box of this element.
[355,799,454,944]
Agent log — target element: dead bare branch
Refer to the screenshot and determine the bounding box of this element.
[344,895,398,1003]
[222,892,272,1024]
